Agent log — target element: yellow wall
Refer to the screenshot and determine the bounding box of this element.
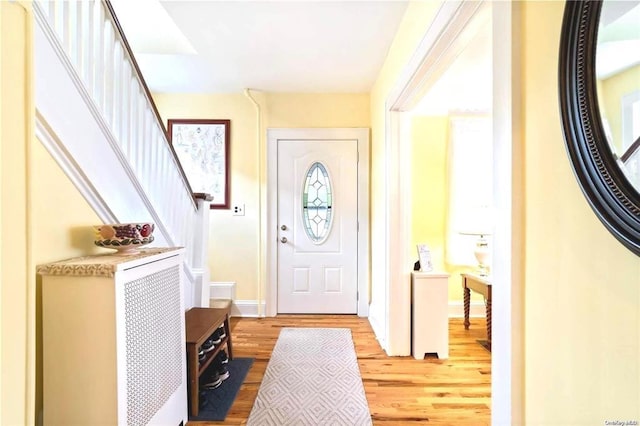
[599,64,640,153]
[153,93,260,300]
[2,3,102,422]
[369,3,444,340]
[153,92,370,300]
[31,140,103,262]
[411,116,448,272]
[523,1,640,423]
[376,0,639,421]
[265,93,370,128]
[1,4,30,423]
[32,141,102,425]
[4,0,638,423]
[410,115,478,302]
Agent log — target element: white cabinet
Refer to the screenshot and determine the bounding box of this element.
[39,248,188,425]
[411,271,449,360]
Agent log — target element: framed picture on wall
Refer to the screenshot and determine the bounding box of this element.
[167,119,230,209]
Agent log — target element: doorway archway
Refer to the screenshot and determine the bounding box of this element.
[368,1,524,424]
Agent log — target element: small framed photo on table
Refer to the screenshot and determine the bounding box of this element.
[168,119,230,209]
[416,244,433,272]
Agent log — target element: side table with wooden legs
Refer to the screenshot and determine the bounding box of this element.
[461,273,492,350]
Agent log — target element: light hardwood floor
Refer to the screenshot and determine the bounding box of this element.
[190,315,491,425]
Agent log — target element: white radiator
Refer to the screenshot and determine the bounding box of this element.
[40,248,188,425]
[124,265,184,424]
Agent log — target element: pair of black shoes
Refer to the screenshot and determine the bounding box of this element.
[198,325,227,363]
[201,325,226,352]
[201,350,230,390]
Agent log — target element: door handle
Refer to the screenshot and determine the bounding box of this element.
[280,237,288,243]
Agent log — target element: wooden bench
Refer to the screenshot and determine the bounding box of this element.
[185,302,233,416]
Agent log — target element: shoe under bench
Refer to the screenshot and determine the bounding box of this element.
[185,304,234,417]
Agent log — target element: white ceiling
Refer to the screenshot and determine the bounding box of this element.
[111,0,409,93]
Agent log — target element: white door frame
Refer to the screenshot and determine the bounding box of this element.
[266,128,370,317]
[370,1,523,424]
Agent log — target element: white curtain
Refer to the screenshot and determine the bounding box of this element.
[446,116,493,266]
[621,90,640,188]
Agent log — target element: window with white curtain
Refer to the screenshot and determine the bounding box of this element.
[621,90,640,189]
[622,90,640,151]
[446,116,493,266]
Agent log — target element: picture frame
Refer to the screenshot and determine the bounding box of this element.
[416,244,433,272]
[167,119,230,209]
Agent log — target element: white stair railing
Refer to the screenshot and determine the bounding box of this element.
[33,0,211,307]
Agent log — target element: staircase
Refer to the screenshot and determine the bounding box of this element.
[32,0,211,308]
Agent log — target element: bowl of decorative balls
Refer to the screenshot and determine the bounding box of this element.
[94,223,155,254]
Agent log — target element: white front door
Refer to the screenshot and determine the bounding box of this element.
[276,138,358,313]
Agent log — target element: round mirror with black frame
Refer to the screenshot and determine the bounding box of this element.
[559,0,640,256]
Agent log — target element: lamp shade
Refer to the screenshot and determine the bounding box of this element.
[458,206,493,236]
[457,206,493,276]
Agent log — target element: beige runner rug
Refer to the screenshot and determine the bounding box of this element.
[247,328,372,426]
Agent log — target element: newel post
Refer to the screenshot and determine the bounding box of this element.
[193,193,213,307]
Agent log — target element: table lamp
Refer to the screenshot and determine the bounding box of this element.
[459,207,493,276]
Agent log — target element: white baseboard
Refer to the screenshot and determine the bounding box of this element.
[448,301,486,318]
[209,282,236,300]
[207,298,486,319]
[209,282,267,317]
[233,300,266,317]
[210,300,265,317]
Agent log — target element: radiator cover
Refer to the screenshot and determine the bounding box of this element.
[124,265,183,425]
[40,248,188,425]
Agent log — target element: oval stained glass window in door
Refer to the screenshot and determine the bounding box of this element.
[302,162,333,243]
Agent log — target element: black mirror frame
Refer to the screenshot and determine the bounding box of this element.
[559,0,640,256]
